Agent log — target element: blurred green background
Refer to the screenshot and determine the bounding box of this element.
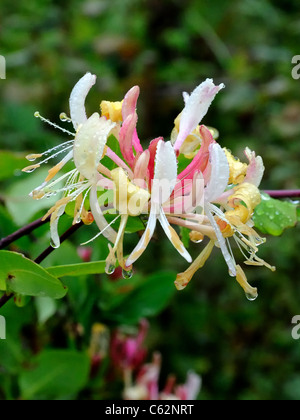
[0,0,300,400]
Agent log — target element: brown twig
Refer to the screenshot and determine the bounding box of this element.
[0,215,51,250]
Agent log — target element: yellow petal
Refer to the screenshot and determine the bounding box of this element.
[175,240,214,290]
[224,148,248,185]
[100,100,123,122]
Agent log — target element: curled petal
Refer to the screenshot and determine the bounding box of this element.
[244,147,265,187]
[69,73,96,131]
[174,79,225,152]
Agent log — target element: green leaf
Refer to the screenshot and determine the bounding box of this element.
[100,134,125,171]
[180,226,191,249]
[0,251,67,299]
[19,350,90,399]
[35,297,57,324]
[0,151,28,181]
[101,271,177,324]
[253,194,298,236]
[105,214,145,234]
[46,260,107,278]
[177,153,193,174]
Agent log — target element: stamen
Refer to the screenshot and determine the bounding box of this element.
[34,111,75,136]
[38,144,73,167]
[44,169,77,191]
[26,153,43,162]
[39,140,75,157]
[22,164,41,174]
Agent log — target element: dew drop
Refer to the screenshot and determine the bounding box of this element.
[26,153,43,162]
[22,164,40,174]
[245,291,258,302]
[50,239,60,249]
[122,269,133,279]
[191,238,203,244]
[105,263,115,275]
[34,111,41,118]
[59,112,71,123]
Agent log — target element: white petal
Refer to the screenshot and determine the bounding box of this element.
[174,79,225,151]
[126,204,158,266]
[184,372,202,400]
[158,208,192,263]
[205,203,236,277]
[69,73,96,130]
[182,91,190,104]
[152,141,177,205]
[205,144,229,203]
[89,185,117,243]
[73,113,115,182]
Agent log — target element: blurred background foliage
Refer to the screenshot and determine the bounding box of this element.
[0,0,299,400]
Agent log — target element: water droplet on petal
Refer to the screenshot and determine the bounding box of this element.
[191,238,203,244]
[122,269,133,279]
[22,164,40,174]
[34,111,41,118]
[105,263,115,275]
[245,291,258,301]
[50,239,60,249]
[26,153,43,162]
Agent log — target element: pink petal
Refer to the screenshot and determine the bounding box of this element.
[122,86,140,120]
[122,85,143,153]
[119,113,138,169]
[177,125,214,182]
[147,137,163,187]
[244,147,265,187]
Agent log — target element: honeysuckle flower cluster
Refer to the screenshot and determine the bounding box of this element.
[23,72,275,299]
[123,352,201,401]
[108,320,201,400]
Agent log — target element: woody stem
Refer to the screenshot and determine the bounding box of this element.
[263,190,300,199]
[0,215,51,250]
